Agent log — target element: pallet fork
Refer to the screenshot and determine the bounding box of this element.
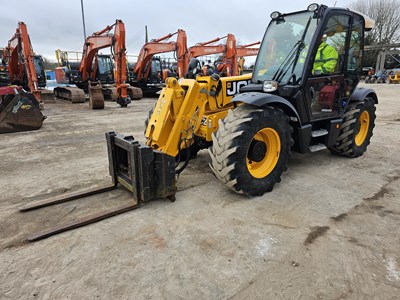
[20,132,177,241]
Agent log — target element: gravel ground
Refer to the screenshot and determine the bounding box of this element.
[0,83,399,299]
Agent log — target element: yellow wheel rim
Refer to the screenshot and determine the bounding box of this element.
[355,110,370,146]
[247,128,281,178]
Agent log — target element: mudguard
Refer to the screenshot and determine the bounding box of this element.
[232,91,301,124]
[349,87,378,104]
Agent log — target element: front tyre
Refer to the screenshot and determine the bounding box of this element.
[330,97,376,157]
[208,105,293,196]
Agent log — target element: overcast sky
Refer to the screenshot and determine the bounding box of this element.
[1,0,353,63]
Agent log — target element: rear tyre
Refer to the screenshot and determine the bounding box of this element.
[209,105,293,196]
[330,97,376,157]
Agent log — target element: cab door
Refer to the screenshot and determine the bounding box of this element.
[304,13,352,120]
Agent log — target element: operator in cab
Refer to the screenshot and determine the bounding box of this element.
[312,31,338,75]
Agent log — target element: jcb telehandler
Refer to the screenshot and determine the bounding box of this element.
[114,3,377,197]
[21,4,378,240]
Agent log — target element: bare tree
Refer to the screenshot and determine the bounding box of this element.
[349,0,400,45]
[42,57,58,71]
[349,0,400,68]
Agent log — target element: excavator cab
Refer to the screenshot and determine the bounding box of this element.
[33,55,47,88]
[0,61,9,87]
[149,57,163,84]
[95,54,114,84]
[128,57,164,94]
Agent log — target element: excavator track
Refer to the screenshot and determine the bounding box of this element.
[54,86,85,103]
[128,86,143,100]
[39,89,55,102]
[102,86,118,101]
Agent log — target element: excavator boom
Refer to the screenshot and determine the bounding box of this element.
[0,22,47,134]
[80,20,129,108]
[3,22,52,103]
[133,29,188,80]
[188,34,238,76]
[236,41,260,57]
[55,20,142,108]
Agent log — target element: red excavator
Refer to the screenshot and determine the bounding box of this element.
[54,20,142,108]
[55,49,125,103]
[2,21,53,104]
[187,37,260,77]
[236,41,261,75]
[0,22,46,134]
[128,29,189,93]
[54,49,86,103]
[187,34,238,76]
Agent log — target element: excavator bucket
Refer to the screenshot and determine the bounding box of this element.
[88,82,105,109]
[0,86,45,134]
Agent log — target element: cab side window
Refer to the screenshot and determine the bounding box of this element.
[312,14,350,76]
[347,16,363,74]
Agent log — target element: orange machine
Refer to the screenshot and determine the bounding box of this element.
[187,37,260,76]
[55,20,142,108]
[0,22,46,134]
[236,41,261,57]
[133,29,189,81]
[236,41,261,74]
[2,22,52,104]
[188,34,238,76]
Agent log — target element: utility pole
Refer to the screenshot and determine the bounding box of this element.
[80,0,87,41]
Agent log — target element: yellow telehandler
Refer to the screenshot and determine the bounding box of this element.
[21,4,378,241]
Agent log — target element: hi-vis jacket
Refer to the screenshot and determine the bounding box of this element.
[313,41,338,74]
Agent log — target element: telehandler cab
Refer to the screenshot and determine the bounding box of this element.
[21,4,378,240]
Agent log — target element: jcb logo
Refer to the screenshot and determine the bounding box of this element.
[226,80,250,96]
